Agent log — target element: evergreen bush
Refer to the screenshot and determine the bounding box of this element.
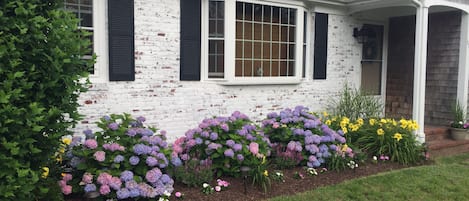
[0,0,93,200]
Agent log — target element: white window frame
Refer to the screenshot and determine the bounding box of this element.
[89,0,108,83]
[201,0,305,85]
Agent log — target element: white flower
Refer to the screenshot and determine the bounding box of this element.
[203,183,210,188]
[163,190,171,197]
[373,156,378,161]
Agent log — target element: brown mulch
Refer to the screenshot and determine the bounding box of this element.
[171,161,430,201]
[65,161,432,201]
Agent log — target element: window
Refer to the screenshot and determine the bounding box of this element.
[360,24,384,95]
[202,0,305,84]
[64,0,108,81]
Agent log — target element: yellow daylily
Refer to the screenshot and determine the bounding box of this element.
[41,167,49,179]
[377,128,385,136]
[369,118,377,126]
[325,119,332,126]
[341,144,349,152]
[356,118,364,126]
[393,133,403,141]
[62,138,71,145]
[263,170,269,177]
[322,111,329,117]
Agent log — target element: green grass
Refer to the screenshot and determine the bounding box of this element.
[270,153,469,201]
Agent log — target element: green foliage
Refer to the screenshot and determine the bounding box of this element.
[171,158,214,187]
[328,84,383,121]
[0,0,93,200]
[451,100,465,128]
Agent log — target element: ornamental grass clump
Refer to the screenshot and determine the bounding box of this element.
[172,111,271,178]
[60,114,174,200]
[262,106,352,170]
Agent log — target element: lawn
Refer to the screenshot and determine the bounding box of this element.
[270,153,469,201]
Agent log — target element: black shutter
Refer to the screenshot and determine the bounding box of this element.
[313,13,328,80]
[180,0,201,81]
[108,0,135,81]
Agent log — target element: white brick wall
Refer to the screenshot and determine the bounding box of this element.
[76,0,363,141]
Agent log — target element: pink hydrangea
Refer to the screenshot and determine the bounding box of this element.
[82,172,93,184]
[97,172,113,185]
[94,151,106,162]
[99,184,111,195]
[249,142,259,155]
[84,139,98,149]
[61,185,72,195]
[63,173,73,182]
[215,186,221,192]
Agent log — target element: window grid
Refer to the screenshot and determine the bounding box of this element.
[208,0,225,78]
[235,2,296,77]
[64,0,94,71]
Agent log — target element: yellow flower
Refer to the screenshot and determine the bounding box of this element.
[356,118,364,126]
[62,138,71,145]
[377,128,385,136]
[380,118,387,124]
[393,133,403,141]
[340,117,350,128]
[281,124,287,128]
[399,119,408,129]
[341,144,349,152]
[322,111,329,117]
[41,167,49,179]
[325,120,332,126]
[349,124,360,132]
[263,170,269,177]
[369,119,377,126]
[59,147,65,154]
[341,127,348,134]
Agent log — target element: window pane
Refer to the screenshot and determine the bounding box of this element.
[234,3,297,77]
[254,4,262,21]
[208,40,224,78]
[245,3,253,21]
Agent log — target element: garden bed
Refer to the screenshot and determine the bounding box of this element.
[169,161,429,201]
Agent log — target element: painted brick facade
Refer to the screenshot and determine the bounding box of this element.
[76,0,363,141]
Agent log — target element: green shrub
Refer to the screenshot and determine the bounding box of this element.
[0,1,92,200]
[328,84,383,121]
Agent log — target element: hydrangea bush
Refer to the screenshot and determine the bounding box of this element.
[262,106,352,169]
[172,111,271,177]
[60,114,174,200]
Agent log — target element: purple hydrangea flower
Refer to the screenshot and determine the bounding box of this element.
[126,128,137,137]
[120,171,134,182]
[145,168,162,183]
[137,116,146,122]
[195,137,203,145]
[220,123,229,132]
[171,156,182,167]
[117,188,130,199]
[233,143,242,152]
[237,154,244,161]
[226,140,235,147]
[146,156,159,167]
[102,115,111,121]
[108,123,119,130]
[114,155,124,163]
[160,174,172,184]
[83,129,94,139]
[133,144,152,155]
[208,143,222,150]
[224,149,235,158]
[129,156,140,165]
[84,184,97,192]
[210,132,218,140]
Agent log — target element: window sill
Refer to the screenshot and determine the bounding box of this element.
[207,77,302,86]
